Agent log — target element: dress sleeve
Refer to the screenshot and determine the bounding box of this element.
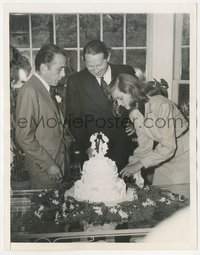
[130,103,177,168]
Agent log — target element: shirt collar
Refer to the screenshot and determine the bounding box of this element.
[34,72,50,92]
[96,65,111,85]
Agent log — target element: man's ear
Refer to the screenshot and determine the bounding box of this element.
[107,48,111,62]
[40,63,48,73]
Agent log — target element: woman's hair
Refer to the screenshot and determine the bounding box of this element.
[111,73,149,116]
[144,79,168,98]
[10,46,31,83]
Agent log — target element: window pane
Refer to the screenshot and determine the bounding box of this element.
[56,15,77,48]
[10,14,29,48]
[65,50,77,74]
[109,50,123,64]
[80,50,86,70]
[32,50,39,69]
[103,14,123,47]
[182,14,190,46]
[31,14,53,48]
[126,14,147,47]
[126,49,146,72]
[178,84,189,119]
[80,15,100,47]
[181,47,189,80]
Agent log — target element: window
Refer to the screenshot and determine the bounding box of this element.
[173,14,190,112]
[10,13,147,74]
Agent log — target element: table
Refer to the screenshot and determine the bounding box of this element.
[10,183,190,243]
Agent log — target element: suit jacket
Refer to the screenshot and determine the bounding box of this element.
[66,64,136,168]
[16,74,71,189]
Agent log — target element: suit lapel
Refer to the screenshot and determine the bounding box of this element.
[32,75,64,123]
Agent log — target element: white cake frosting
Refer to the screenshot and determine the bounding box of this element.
[71,132,137,204]
[74,154,127,203]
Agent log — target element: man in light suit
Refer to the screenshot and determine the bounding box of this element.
[66,40,137,171]
[16,44,72,189]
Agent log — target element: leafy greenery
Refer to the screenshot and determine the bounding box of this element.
[31,184,189,228]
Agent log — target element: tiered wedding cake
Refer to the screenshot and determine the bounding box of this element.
[72,132,136,204]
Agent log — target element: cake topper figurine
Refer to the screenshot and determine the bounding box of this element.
[90,132,109,156]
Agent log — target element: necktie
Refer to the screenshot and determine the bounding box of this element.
[49,86,59,112]
[100,76,111,100]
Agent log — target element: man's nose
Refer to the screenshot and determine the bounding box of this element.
[93,66,99,73]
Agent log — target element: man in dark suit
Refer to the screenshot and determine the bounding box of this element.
[66,40,137,171]
[16,44,72,189]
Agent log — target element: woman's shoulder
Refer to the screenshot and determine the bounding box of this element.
[129,109,141,121]
[148,95,177,117]
[148,95,174,108]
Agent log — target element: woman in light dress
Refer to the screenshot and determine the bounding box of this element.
[111,74,189,186]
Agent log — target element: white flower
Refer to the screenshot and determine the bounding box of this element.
[54,190,59,197]
[34,211,42,219]
[169,194,175,200]
[166,199,171,205]
[118,209,128,219]
[95,209,103,216]
[93,206,100,210]
[70,204,75,210]
[52,199,59,205]
[55,212,60,220]
[38,193,43,197]
[62,203,66,211]
[93,206,103,215]
[63,212,67,218]
[55,95,62,102]
[142,198,156,207]
[178,195,185,202]
[38,205,44,211]
[109,207,118,214]
[159,197,166,202]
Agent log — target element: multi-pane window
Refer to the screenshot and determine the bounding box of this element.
[172,14,190,119]
[179,14,190,107]
[10,13,147,74]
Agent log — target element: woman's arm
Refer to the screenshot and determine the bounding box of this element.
[137,102,177,168]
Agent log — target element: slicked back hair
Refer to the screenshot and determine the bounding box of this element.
[35,44,66,71]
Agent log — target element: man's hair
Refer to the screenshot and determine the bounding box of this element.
[83,39,109,60]
[10,46,31,83]
[35,44,66,71]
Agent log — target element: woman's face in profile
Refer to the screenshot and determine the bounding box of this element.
[111,86,132,110]
[11,68,30,89]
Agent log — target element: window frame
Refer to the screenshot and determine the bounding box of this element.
[10,13,148,73]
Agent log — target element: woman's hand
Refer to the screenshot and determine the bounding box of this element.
[125,122,136,136]
[86,147,95,158]
[120,161,144,179]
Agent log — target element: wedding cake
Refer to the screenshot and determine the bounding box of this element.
[73,132,136,204]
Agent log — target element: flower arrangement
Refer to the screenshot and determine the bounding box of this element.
[31,183,189,228]
[179,101,189,120]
